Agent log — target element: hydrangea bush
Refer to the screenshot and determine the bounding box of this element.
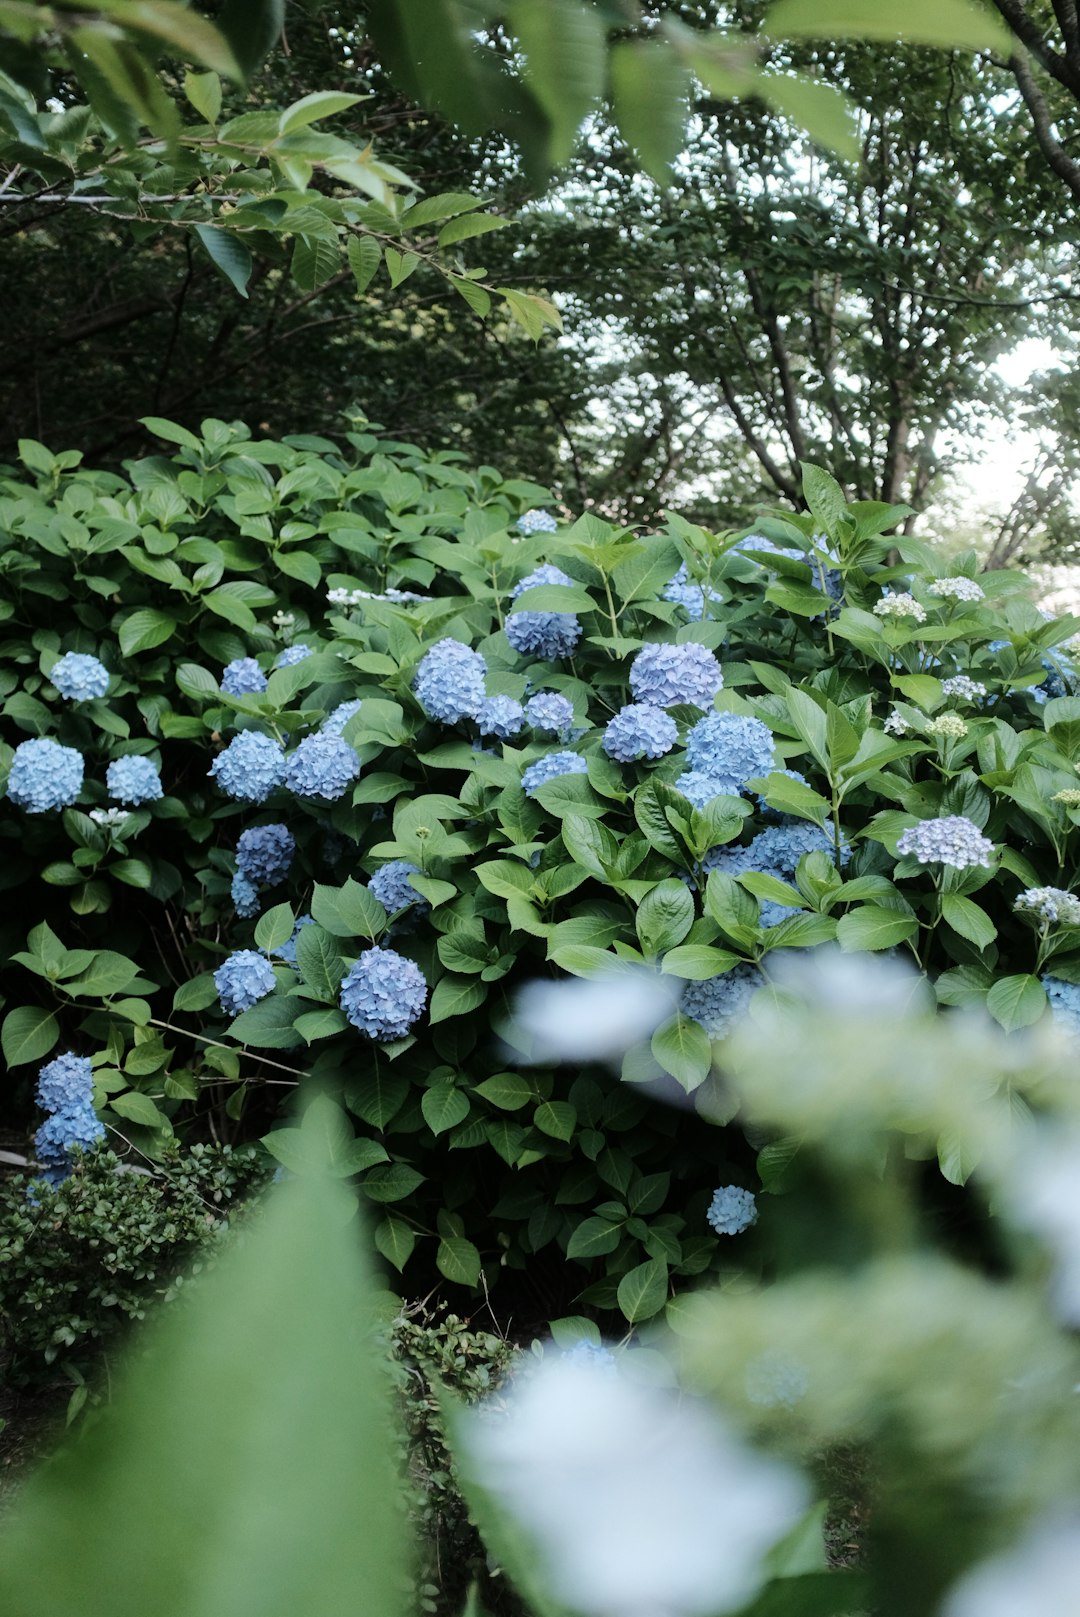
[3,429,1080,1321]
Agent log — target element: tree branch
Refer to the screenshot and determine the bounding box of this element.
[991,0,1080,94]
[1010,47,1080,202]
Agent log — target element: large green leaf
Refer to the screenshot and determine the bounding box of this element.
[1,1006,59,1067]
[508,0,605,165]
[616,1257,669,1322]
[765,0,1010,50]
[609,38,691,184]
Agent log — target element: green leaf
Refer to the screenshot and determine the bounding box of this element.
[119,609,177,656]
[311,880,386,941]
[217,0,284,79]
[436,1235,482,1287]
[616,1257,669,1323]
[362,1161,425,1203]
[986,974,1048,1032]
[346,235,382,295]
[109,1090,170,1130]
[0,1171,407,1617]
[193,223,253,298]
[229,994,304,1049]
[279,91,363,133]
[650,1013,712,1093]
[295,927,344,1004]
[347,1070,408,1130]
[173,974,218,1013]
[835,905,918,952]
[475,1072,533,1110]
[184,69,221,124]
[374,1215,415,1273]
[635,878,695,956]
[429,975,487,1024]
[660,945,740,980]
[65,951,141,997]
[421,1081,470,1136]
[1,1006,59,1067]
[292,1008,349,1044]
[250,904,292,953]
[755,72,859,161]
[785,688,830,772]
[566,1215,623,1260]
[941,894,997,951]
[533,1100,576,1142]
[508,0,605,165]
[610,38,690,183]
[437,213,508,245]
[765,0,1010,50]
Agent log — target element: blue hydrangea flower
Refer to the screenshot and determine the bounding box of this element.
[629,643,723,710]
[36,1051,94,1114]
[7,738,84,813]
[675,769,740,806]
[340,946,428,1040]
[284,734,361,800]
[214,949,277,1016]
[1044,975,1080,1038]
[209,731,286,804]
[896,815,994,870]
[707,1185,757,1235]
[236,823,295,885]
[704,823,846,926]
[274,644,312,668]
[221,658,268,696]
[506,564,582,661]
[734,534,803,563]
[603,704,677,763]
[663,562,724,622]
[274,914,315,966]
[477,695,526,740]
[684,713,775,789]
[106,754,163,805]
[370,860,427,917]
[415,639,488,723]
[522,751,589,797]
[516,508,558,535]
[1016,887,1080,927]
[49,652,109,701]
[682,963,759,1037]
[526,692,574,736]
[231,870,261,918]
[562,1341,617,1372]
[756,768,809,818]
[322,699,362,735]
[34,1104,105,1187]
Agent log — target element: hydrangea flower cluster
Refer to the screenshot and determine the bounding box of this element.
[369,860,427,917]
[745,1349,809,1411]
[274,644,312,668]
[896,815,994,869]
[928,577,985,603]
[516,508,558,535]
[477,695,525,740]
[214,949,277,1016]
[522,751,589,797]
[33,1051,104,1187]
[339,946,427,1040]
[236,824,295,885]
[884,710,910,736]
[926,713,968,739]
[675,770,733,808]
[284,733,361,800]
[231,870,261,918]
[705,823,846,925]
[734,534,803,563]
[682,963,759,1037]
[707,1185,758,1235]
[1043,975,1080,1038]
[874,591,927,624]
[274,913,315,966]
[940,675,987,701]
[506,565,582,661]
[49,652,109,701]
[322,698,362,735]
[1015,887,1080,927]
[221,658,267,696]
[683,713,776,794]
[209,731,286,803]
[526,692,574,736]
[414,638,487,722]
[329,586,429,606]
[89,807,129,830]
[106,755,163,805]
[663,562,723,622]
[602,704,677,763]
[755,767,809,818]
[563,1340,618,1372]
[7,738,84,813]
[1053,789,1080,809]
[628,643,723,709]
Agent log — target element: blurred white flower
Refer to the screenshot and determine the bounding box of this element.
[943,1517,1080,1617]
[89,807,130,830]
[506,967,681,1064]
[996,1125,1080,1325]
[460,1356,808,1617]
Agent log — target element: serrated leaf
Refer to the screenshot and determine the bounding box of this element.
[616,1258,669,1323]
[765,0,1010,51]
[566,1215,623,1260]
[533,1100,576,1142]
[986,974,1048,1032]
[610,38,690,183]
[194,223,253,297]
[374,1215,415,1273]
[119,609,177,656]
[436,1235,482,1287]
[1,1007,59,1067]
[650,1013,712,1093]
[835,905,918,952]
[421,1081,470,1136]
[255,903,295,952]
[346,235,382,294]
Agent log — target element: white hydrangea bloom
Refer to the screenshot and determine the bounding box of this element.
[942,1518,1080,1617]
[928,577,985,603]
[884,709,911,736]
[89,807,130,829]
[941,675,987,701]
[507,968,680,1064]
[996,1126,1080,1325]
[874,591,927,624]
[460,1356,808,1617]
[927,713,969,739]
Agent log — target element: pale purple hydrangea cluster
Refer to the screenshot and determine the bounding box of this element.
[526,692,574,736]
[706,1185,757,1235]
[340,945,428,1040]
[231,870,261,918]
[522,751,589,797]
[681,963,759,1037]
[1043,974,1080,1038]
[603,704,677,763]
[682,712,776,796]
[506,564,582,661]
[33,1051,104,1187]
[49,652,109,701]
[284,733,361,800]
[236,823,295,885]
[477,695,526,740]
[663,562,723,622]
[214,949,277,1016]
[516,508,558,535]
[209,731,286,803]
[369,860,427,917]
[628,643,723,710]
[274,644,312,668]
[221,657,267,696]
[896,815,994,870]
[928,577,985,604]
[106,755,163,805]
[7,738,84,813]
[1015,887,1080,927]
[414,638,488,723]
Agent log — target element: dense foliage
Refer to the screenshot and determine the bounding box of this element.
[3,420,1080,1329]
